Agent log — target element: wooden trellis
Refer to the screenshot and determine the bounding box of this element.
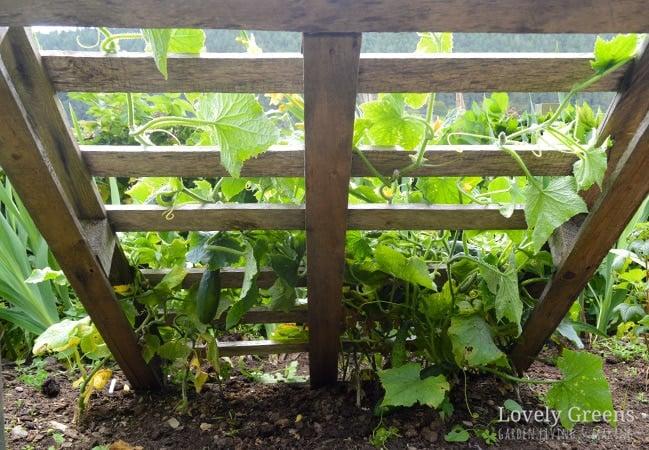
[0,1,648,389]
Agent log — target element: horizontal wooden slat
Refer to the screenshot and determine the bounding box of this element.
[347,204,527,230]
[43,52,625,93]
[107,203,526,231]
[141,267,306,289]
[107,203,304,231]
[217,340,308,357]
[3,1,648,32]
[82,144,577,178]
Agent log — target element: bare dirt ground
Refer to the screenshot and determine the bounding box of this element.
[3,349,649,449]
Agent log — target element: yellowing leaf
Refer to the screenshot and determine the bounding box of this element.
[92,369,113,390]
[113,284,133,295]
[194,370,209,393]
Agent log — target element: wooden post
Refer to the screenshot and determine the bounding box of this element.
[0,28,160,389]
[510,45,649,372]
[303,33,361,387]
[510,111,649,372]
[0,27,132,283]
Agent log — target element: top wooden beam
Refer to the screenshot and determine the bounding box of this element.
[1,1,647,32]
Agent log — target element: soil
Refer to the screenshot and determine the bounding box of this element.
[3,349,649,450]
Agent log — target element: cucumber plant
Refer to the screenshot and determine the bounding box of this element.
[32,29,643,427]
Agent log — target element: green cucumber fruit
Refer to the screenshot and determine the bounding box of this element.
[196,269,221,324]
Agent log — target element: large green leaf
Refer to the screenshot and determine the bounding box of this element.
[141,29,173,79]
[375,245,433,289]
[32,317,90,356]
[524,177,587,253]
[448,315,506,367]
[379,362,449,408]
[546,350,615,430]
[359,94,426,150]
[591,34,638,75]
[195,93,278,177]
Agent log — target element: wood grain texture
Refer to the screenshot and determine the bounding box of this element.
[81,144,577,178]
[358,53,625,93]
[0,29,104,219]
[583,42,649,206]
[510,111,649,373]
[106,203,305,232]
[43,51,624,94]
[141,268,306,289]
[106,203,526,232]
[2,1,647,32]
[0,28,133,283]
[42,51,303,93]
[347,204,527,230]
[0,38,160,389]
[304,33,361,387]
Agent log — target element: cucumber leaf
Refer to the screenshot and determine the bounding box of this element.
[524,177,587,253]
[141,29,173,79]
[448,315,506,367]
[195,93,278,177]
[573,147,607,191]
[591,34,638,75]
[359,94,426,150]
[375,245,434,289]
[379,362,449,408]
[546,350,615,430]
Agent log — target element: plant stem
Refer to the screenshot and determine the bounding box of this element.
[204,245,246,257]
[130,117,215,136]
[482,366,559,385]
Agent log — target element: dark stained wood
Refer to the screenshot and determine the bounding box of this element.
[0,32,160,389]
[82,144,577,178]
[583,42,649,206]
[347,204,527,230]
[43,51,303,93]
[0,27,133,283]
[358,53,625,93]
[2,1,647,32]
[106,203,305,232]
[43,51,624,94]
[82,145,305,178]
[511,111,649,372]
[0,28,104,219]
[304,33,361,387]
[141,268,306,289]
[106,203,526,232]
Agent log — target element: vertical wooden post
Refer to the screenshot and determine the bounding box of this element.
[0,28,160,389]
[303,33,361,387]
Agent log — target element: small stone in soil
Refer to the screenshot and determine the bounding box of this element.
[49,420,68,432]
[15,386,24,392]
[199,422,213,431]
[167,417,180,429]
[11,425,29,439]
[42,377,61,398]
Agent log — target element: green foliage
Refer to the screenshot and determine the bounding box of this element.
[546,350,615,430]
[524,177,588,253]
[591,34,638,74]
[379,362,450,408]
[193,93,279,177]
[448,315,506,367]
